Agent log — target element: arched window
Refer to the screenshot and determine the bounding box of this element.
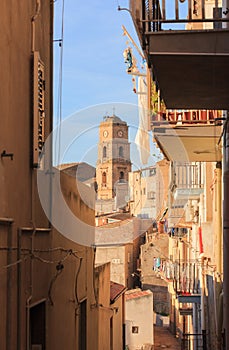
[119,171,124,181]
[102,172,107,185]
[103,146,107,158]
[119,146,124,158]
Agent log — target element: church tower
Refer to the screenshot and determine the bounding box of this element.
[96,115,131,200]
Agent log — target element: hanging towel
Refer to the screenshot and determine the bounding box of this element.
[135,76,150,165]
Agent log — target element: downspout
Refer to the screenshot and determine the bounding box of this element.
[122,292,126,350]
[222,1,229,347]
[0,218,14,350]
[223,115,229,349]
[17,228,22,350]
[200,256,207,350]
[26,228,35,350]
[7,221,13,350]
[198,222,207,350]
[215,161,222,279]
[215,162,223,349]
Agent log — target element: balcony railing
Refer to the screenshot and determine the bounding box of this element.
[156,259,201,294]
[130,0,227,33]
[174,259,201,295]
[151,109,220,126]
[171,162,204,190]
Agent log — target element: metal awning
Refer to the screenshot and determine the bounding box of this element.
[178,294,201,304]
[153,124,222,162]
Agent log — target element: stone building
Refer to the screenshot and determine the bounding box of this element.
[0,2,119,349]
[125,289,154,350]
[96,115,131,204]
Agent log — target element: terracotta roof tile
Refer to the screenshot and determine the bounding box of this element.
[125,289,152,301]
[110,281,126,303]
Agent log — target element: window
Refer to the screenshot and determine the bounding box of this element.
[132,326,139,334]
[119,146,124,158]
[119,171,124,181]
[103,146,107,158]
[149,168,156,176]
[148,191,156,199]
[102,172,107,185]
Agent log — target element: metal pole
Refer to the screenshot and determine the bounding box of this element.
[220,0,229,346]
[223,115,229,349]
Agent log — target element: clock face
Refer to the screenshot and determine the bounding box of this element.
[117,130,123,137]
[103,130,108,138]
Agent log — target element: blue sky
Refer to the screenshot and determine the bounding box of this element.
[54,0,139,117]
[52,1,186,167]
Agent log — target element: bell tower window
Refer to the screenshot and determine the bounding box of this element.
[103,146,107,158]
[119,146,124,158]
[119,171,124,182]
[102,171,107,185]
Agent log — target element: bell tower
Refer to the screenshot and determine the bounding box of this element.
[96,115,131,200]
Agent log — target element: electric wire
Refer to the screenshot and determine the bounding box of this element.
[0,247,82,270]
[54,0,65,165]
[48,266,64,305]
[74,257,83,307]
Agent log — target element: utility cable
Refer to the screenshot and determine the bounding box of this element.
[55,0,65,165]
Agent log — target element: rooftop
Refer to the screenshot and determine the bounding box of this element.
[102,114,126,125]
[125,288,152,301]
[110,281,126,304]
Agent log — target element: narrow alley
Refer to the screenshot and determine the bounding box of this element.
[154,326,180,350]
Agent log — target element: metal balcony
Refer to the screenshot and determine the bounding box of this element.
[130,0,229,109]
[151,109,219,125]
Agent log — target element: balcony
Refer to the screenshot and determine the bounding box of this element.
[153,122,222,162]
[130,0,229,109]
[151,109,219,125]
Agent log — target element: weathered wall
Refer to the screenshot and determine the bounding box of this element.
[141,234,170,315]
[125,289,154,350]
[96,244,134,288]
[0,1,53,349]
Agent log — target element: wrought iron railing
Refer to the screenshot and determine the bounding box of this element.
[156,258,201,294]
[130,0,227,32]
[151,109,220,125]
[181,333,205,350]
[174,259,201,294]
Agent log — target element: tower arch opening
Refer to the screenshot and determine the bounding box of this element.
[119,146,124,158]
[103,146,107,158]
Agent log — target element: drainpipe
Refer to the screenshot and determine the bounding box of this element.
[215,162,222,277]
[200,256,207,350]
[214,162,222,350]
[222,2,229,347]
[223,116,229,349]
[0,218,14,350]
[17,228,22,350]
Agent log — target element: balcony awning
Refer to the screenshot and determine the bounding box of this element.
[178,294,201,304]
[153,124,222,162]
